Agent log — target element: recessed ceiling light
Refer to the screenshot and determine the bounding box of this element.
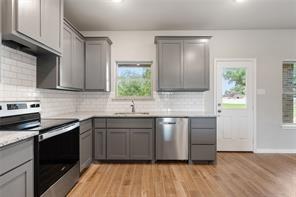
[111,0,123,3]
[235,0,245,3]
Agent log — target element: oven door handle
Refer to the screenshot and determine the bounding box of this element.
[38,122,80,141]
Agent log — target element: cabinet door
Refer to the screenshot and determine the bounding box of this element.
[107,129,129,160]
[130,129,153,160]
[183,40,209,90]
[158,40,183,90]
[41,0,62,52]
[16,0,41,41]
[72,35,84,89]
[59,25,72,88]
[80,129,92,172]
[0,160,34,197]
[94,129,106,160]
[85,41,107,90]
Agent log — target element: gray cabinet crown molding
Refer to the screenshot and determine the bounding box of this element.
[154,36,212,44]
[85,37,113,45]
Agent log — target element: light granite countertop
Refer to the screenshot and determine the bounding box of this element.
[0,131,39,148]
[47,111,216,121]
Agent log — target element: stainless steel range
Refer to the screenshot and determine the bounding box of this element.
[0,101,80,197]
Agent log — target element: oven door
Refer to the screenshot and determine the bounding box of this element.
[35,122,79,196]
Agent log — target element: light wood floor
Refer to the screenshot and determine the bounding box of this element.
[68,153,296,197]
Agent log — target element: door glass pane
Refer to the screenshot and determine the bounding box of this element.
[222,68,247,109]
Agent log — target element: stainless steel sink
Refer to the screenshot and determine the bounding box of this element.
[114,112,150,115]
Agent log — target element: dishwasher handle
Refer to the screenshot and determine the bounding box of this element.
[159,122,176,125]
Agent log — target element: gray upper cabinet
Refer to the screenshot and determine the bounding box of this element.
[72,35,85,89]
[60,24,73,88]
[183,40,209,90]
[155,36,211,92]
[16,0,41,41]
[158,40,183,90]
[60,21,85,90]
[37,20,85,90]
[2,0,63,55]
[85,38,112,92]
[41,0,63,52]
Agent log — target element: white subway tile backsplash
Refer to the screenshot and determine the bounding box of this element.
[1,45,205,116]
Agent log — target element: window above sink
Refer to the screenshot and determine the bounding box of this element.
[115,61,153,100]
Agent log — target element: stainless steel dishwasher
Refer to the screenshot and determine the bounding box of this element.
[156,118,188,160]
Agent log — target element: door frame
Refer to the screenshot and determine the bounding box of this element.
[214,58,257,152]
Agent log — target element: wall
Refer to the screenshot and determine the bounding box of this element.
[82,30,296,152]
[0,45,79,117]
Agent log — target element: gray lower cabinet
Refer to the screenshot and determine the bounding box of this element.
[107,129,130,160]
[155,36,211,92]
[0,160,34,197]
[105,118,154,161]
[130,129,153,160]
[85,38,112,91]
[79,119,93,172]
[190,117,217,162]
[94,129,106,160]
[0,139,34,197]
[80,129,92,172]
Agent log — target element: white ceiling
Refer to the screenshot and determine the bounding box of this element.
[64,0,296,31]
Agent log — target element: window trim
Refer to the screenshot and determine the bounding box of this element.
[115,61,154,100]
[282,60,296,125]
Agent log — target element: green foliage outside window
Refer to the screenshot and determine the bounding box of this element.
[117,64,152,97]
[223,68,246,96]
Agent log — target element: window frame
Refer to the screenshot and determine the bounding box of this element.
[115,61,154,100]
[282,60,296,128]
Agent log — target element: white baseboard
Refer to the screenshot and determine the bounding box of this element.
[254,149,296,153]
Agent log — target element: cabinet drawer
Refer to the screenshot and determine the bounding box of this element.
[191,118,216,129]
[0,139,33,175]
[107,118,153,129]
[80,119,92,134]
[94,118,106,128]
[191,129,216,145]
[191,145,216,161]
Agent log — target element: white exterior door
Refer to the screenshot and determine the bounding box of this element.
[216,59,255,151]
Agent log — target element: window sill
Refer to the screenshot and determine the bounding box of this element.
[282,124,296,130]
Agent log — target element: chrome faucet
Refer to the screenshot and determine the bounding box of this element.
[131,100,136,113]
